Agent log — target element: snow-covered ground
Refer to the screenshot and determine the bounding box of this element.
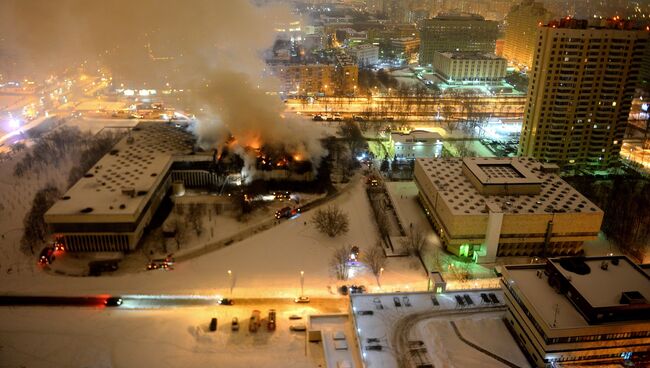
[418,313,530,368]
[0,304,335,368]
[350,290,529,368]
[1,179,429,298]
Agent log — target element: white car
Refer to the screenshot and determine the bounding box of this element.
[290,324,307,332]
[294,296,310,303]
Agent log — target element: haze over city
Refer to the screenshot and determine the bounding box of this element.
[0,1,649,367]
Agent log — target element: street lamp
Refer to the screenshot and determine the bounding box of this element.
[300,270,304,297]
[228,270,233,295]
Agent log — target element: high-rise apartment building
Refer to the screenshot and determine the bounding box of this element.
[503,1,553,69]
[519,18,649,169]
[418,13,498,66]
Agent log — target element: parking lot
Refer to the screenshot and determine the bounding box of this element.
[349,290,529,368]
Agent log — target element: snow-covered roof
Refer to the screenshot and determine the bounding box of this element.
[416,157,602,216]
[505,256,650,329]
[391,130,443,143]
[45,122,196,223]
[548,257,650,309]
[349,290,524,368]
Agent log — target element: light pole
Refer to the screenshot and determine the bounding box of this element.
[228,270,233,296]
[379,267,384,289]
[300,270,305,297]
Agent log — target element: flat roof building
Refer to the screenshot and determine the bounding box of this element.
[502,256,650,366]
[414,157,603,262]
[418,13,498,66]
[390,130,443,160]
[432,51,507,83]
[346,44,380,66]
[44,122,212,252]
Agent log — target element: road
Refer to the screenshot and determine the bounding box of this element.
[390,306,506,368]
[285,95,526,119]
[0,294,348,312]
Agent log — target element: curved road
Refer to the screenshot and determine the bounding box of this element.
[390,306,506,368]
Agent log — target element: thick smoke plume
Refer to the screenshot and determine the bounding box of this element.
[0,0,326,165]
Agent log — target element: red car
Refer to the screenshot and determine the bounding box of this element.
[38,247,55,265]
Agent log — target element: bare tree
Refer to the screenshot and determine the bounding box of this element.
[313,205,350,237]
[441,105,457,134]
[375,210,390,239]
[331,245,351,280]
[173,218,188,250]
[363,240,387,287]
[21,185,61,254]
[187,203,204,236]
[402,225,429,268]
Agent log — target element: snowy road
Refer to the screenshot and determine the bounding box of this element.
[0,294,347,311]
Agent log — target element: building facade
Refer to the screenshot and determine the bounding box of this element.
[268,54,358,96]
[346,44,380,66]
[391,130,444,159]
[418,13,498,66]
[503,0,553,69]
[44,122,214,252]
[432,51,507,83]
[502,256,650,367]
[519,18,649,169]
[414,157,603,262]
[389,37,420,61]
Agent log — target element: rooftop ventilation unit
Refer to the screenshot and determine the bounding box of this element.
[620,291,647,305]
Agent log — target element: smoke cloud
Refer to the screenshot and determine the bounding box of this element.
[0,0,326,164]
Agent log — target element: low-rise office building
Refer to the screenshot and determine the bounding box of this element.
[414,157,603,262]
[433,51,507,83]
[44,122,212,252]
[390,130,443,159]
[346,44,380,66]
[389,37,420,61]
[502,256,650,366]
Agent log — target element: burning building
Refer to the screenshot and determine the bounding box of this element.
[45,121,321,252]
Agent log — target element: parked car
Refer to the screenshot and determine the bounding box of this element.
[231,317,239,331]
[267,309,276,331]
[38,247,55,265]
[294,296,310,303]
[275,206,300,219]
[249,310,261,332]
[290,324,307,332]
[365,345,383,351]
[105,297,123,307]
[218,298,234,305]
[209,317,218,332]
[312,115,324,121]
[349,285,366,294]
[289,315,302,320]
[402,296,412,307]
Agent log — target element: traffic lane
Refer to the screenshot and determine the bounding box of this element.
[0,295,348,312]
[0,295,106,307]
[121,296,347,311]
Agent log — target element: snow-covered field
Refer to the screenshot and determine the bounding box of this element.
[0,305,327,368]
[1,179,429,299]
[418,313,530,368]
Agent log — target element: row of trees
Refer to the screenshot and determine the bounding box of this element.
[14,126,89,177]
[21,186,61,254]
[567,176,650,261]
[19,126,126,255]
